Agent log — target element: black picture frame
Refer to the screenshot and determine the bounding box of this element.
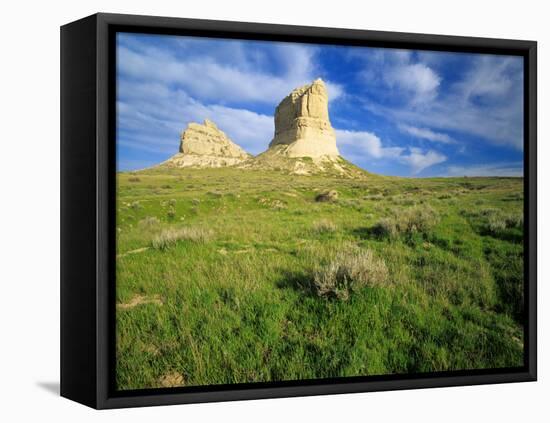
[60,12,537,409]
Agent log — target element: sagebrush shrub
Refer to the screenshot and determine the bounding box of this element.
[396,205,439,234]
[505,212,523,228]
[487,214,507,233]
[313,247,389,300]
[138,216,160,228]
[481,208,523,234]
[167,207,176,219]
[372,205,439,239]
[151,227,213,250]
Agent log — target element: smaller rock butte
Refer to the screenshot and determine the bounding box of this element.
[269,78,339,158]
[162,119,250,168]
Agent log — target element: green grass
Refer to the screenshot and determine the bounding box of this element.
[116,168,524,390]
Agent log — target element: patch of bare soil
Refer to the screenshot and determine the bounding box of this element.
[117,247,150,258]
[158,372,185,388]
[117,294,163,310]
[142,344,161,356]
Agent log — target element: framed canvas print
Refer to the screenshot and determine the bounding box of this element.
[60,13,537,409]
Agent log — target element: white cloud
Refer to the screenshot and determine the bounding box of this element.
[335,129,445,174]
[117,41,344,105]
[457,56,517,101]
[398,124,456,144]
[359,49,441,104]
[206,105,273,153]
[117,79,274,158]
[336,129,404,159]
[384,62,441,104]
[400,148,447,174]
[360,52,523,151]
[447,162,523,177]
[325,81,344,102]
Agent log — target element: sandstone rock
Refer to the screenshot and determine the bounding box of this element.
[179,119,248,158]
[162,119,250,168]
[315,190,339,202]
[269,79,339,158]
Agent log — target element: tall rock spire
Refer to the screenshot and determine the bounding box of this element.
[268,78,339,158]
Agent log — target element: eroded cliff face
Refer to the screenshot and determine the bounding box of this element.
[179,119,249,159]
[162,119,250,168]
[268,79,339,158]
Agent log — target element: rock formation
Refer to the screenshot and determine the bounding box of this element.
[155,80,366,178]
[268,78,339,158]
[161,119,250,168]
[240,78,365,177]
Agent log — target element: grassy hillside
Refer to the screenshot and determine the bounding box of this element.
[115,167,524,390]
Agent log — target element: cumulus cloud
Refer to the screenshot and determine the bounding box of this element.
[363,54,524,150]
[336,129,403,159]
[359,49,441,104]
[384,62,441,104]
[336,129,446,174]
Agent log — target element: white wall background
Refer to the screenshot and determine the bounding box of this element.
[1,0,547,421]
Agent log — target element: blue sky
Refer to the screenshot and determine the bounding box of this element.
[116,32,524,177]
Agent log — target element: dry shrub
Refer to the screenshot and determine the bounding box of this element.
[372,205,439,238]
[151,227,213,250]
[487,214,507,233]
[129,201,141,210]
[312,219,337,234]
[167,207,176,219]
[313,246,389,300]
[315,190,339,203]
[484,210,523,234]
[138,216,160,228]
[128,176,141,183]
[396,205,439,235]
